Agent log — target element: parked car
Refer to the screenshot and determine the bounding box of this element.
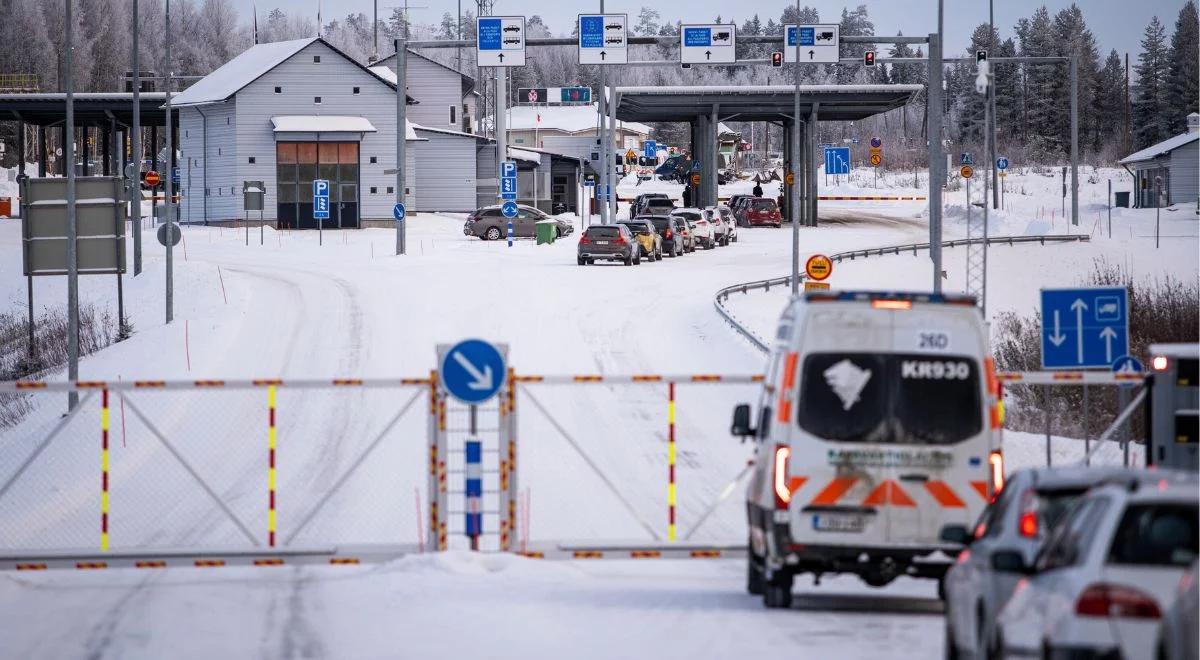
[616,219,662,261]
[730,290,1003,608]
[670,209,704,252]
[464,204,571,240]
[703,206,733,246]
[577,224,640,266]
[632,193,671,217]
[640,197,677,217]
[743,197,782,227]
[943,466,1141,659]
[995,472,1199,660]
[674,208,715,249]
[1158,560,1198,660]
[717,205,738,243]
[640,215,686,258]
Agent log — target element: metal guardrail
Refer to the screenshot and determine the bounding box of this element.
[714,233,1092,353]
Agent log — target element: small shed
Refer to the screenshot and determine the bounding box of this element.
[1119,113,1200,208]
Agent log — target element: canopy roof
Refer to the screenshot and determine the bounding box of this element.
[613,85,922,123]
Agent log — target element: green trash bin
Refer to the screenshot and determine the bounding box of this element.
[535,219,557,245]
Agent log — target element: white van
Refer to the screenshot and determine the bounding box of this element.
[731,291,1005,608]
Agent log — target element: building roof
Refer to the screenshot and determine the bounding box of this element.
[374,50,476,93]
[614,84,922,122]
[171,37,405,107]
[0,92,171,126]
[1119,131,1200,165]
[506,104,651,136]
[271,115,377,134]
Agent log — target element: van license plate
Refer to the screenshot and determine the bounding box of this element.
[812,513,865,533]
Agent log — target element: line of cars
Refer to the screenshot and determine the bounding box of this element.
[576,193,739,266]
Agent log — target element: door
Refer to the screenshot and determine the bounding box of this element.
[338,184,358,229]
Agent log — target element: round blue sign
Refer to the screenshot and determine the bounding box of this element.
[501,200,519,218]
[1111,355,1144,375]
[440,339,506,405]
[393,203,406,220]
[996,157,1009,170]
[870,137,882,149]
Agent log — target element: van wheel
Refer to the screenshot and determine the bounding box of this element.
[485,226,502,241]
[762,573,793,609]
[944,622,960,660]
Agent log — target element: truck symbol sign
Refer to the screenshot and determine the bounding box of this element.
[712,30,731,43]
[816,30,835,42]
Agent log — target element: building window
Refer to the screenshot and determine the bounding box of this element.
[185,130,189,138]
[248,156,256,164]
[274,86,282,94]
[217,148,222,155]
[370,187,377,194]
[313,55,321,63]
[515,138,525,144]
[314,96,322,104]
[387,186,394,194]
[369,156,377,164]
[353,86,360,95]
[226,116,230,125]
[449,105,456,126]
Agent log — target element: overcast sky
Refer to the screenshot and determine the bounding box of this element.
[252,0,1188,58]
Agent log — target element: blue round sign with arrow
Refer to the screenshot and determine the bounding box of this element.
[440,339,506,405]
[393,202,406,221]
[501,200,519,218]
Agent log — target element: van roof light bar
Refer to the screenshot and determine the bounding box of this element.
[804,291,979,307]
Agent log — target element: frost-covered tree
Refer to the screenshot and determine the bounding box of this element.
[634,7,660,37]
[1166,0,1199,134]
[1132,16,1170,149]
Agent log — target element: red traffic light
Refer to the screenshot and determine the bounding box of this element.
[771,51,783,68]
[863,51,876,66]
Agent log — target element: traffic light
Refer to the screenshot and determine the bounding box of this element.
[976,49,988,64]
[770,51,783,68]
[863,50,876,67]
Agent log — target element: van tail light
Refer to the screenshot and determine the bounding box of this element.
[988,451,1004,498]
[773,445,792,509]
[1076,584,1162,619]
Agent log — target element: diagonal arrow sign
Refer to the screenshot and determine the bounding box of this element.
[1099,326,1118,364]
[452,351,495,391]
[1048,310,1066,346]
[1070,298,1088,364]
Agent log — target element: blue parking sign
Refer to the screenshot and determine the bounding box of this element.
[313,178,330,219]
[500,161,517,178]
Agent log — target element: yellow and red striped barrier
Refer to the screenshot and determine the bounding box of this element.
[267,385,277,548]
[818,195,927,201]
[100,389,110,551]
[667,382,677,542]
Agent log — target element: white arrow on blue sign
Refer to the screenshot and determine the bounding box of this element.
[824,147,850,175]
[501,200,519,218]
[393,203,406,221]
[997,157,1009,170]
[1040,287,1129,369]
[440,339,506,404]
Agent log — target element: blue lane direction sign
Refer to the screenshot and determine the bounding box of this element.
[997,156,1010,170]
[441,339,506,405]
[312,179,330,219]
[501,200,519,218]
[1041,287,1129,369]
[392,202,406,221]
[824,147,850,175]
[644,140,657,159]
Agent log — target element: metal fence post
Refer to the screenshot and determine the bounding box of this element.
[928,32,944,293]
[1044,384,1052,467]
[427,371,439,552]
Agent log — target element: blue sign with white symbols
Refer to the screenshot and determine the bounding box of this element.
[644,140,656,159]
[500,161,517,178]
[171,167,180,184]
[464,439,483,538]
[392,203,406,221]
[684,27,711,47]
[441,339,506,405]
[1112,355,1144,375]
[501,200,519,218]
[1041,287,1129,369]
[312,179,330,219]
[960,153,973,165]
[997,156,1009,170]
[795,26,814,46]
[824,147,850,175]
[579,15,604,48]
[500,176,517,197]
[478,18,502,50]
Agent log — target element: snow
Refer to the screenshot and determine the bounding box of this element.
[508,147,542,164]
[170,38,318,107]
[1118,130,1199,164]
[505,103,651,136]
[269,116,378,135]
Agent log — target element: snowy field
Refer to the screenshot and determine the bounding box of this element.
[0,165,1192,658]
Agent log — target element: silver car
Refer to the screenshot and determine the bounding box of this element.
[464,204,573,240]
[942,466,1138,659]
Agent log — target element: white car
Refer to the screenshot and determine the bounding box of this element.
[702,207,729,246]
[1158,560,1198,660]
[995,472,1198,659]
[670,208,715,249]
[731,290,1004,608]
[717,205,738,243]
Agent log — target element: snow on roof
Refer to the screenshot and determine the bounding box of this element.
[509,148,542,164]
[271,116,377,133]
[614,84,924,95]
[1119,131,1200,165]
[171,38,317,106]
[369,66,398,85]
[506,104,651,136]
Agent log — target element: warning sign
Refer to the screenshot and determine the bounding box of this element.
[690,173,701,186]
[785,172,795,186]
[805,254,833,281]
[960,165,974,179]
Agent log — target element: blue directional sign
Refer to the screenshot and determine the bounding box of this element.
[1112,355,1144,375]
[312,179,330,219]
[996,156,1010,170]
[1041,287,1129,369]
[441,339,506,404]
[824,147,850,175]
[501,200,519,218]
[644,140,657,159]
[392,202,406,221]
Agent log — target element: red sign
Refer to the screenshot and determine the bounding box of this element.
[805,254,833,281]
[144,170,161,187]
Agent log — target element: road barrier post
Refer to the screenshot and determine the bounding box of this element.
[668,381,677,542]
[268,385,277,547]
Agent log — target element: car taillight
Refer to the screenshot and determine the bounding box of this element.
[665,230,673,239]
[1017,488,1038,537]
[773,444,791,509]
[579,235,590,244]
[1076,584,1162,619]
[615,236,627,245]
[988,451,1004,498]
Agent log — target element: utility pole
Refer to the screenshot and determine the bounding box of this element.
[396,39,407,255]
[1070,54,1079,226]
[164,0,174,323]
[65,0,79,409]
[597,0,608,224]
[928,30,944,294]
[131,0,142,276]
[373,0,378,62]
[790,0,802,294]
[989,0,999,210]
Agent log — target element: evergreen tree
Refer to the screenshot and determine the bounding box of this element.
[634,7,660,37]
[1047,4,1099,156]
[1132,16,1170,148]
[836,5,874,84]
[1016,7,1058,160]
[1093,50,1127,154]
[1166,0,1199,133]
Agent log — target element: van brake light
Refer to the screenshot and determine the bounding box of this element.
[988,451,1004,498]
[872,300,912,310]
[773,445,792,509]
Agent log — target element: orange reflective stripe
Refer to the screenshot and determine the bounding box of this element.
[970,481,989,499]
[924,481,966,508]
[781,352,799,389]
[809,477,857,506]
[863,480,916,507]
[787,476,807,495]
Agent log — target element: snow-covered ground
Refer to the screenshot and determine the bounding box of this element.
[0,164,1191,658]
